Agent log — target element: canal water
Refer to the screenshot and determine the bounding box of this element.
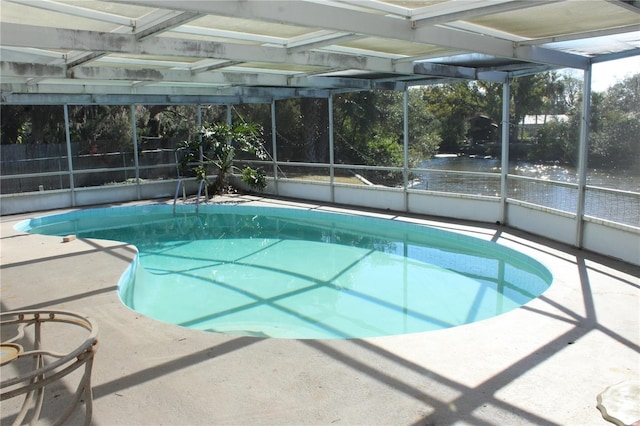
[413,155,639,227]
[426,155,640,192]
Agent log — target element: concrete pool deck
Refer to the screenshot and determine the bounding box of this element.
[1,194,638,425]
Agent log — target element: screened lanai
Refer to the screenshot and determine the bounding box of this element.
[1,0,639,265]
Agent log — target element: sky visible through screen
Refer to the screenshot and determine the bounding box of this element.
[591,56,639,92]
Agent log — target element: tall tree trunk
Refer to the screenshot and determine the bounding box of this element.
[301,98,329,163]
[29,105,47,144]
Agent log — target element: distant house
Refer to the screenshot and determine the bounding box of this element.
[521,115,568,137]
[467,114,498,144]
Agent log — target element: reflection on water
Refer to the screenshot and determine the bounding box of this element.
[426,156,501,174]
[111,208,553,339]
[512,162,575,183]
[18,205,553,339]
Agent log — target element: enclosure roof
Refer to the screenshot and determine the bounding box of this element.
[1,0,639,105]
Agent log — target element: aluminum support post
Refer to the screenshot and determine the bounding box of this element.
[329,94,335,203]
[63,104,76,207]
[197,105,203,163]
[226,104,233,145]
[271,100,279,195]
[500,79,511,225]
[575,66,592,247]
[403,89,409,212]
[130,104,141,200]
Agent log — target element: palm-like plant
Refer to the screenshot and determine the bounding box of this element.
[180,122,268,195]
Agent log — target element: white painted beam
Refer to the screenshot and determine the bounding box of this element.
[0,60,378,91]
[332,0,410,18]
[135,11,202,40]
[0,23,396,73]
[517,23,640,46]
[62,13,142,70]
[0,82,261,99]
[410,0,546,27]
[514,45,588,70]
[66,52,109,69]
[190,60,246,73]
[290,75,373,89]
[413,62,478,79]
[591,47,640,64]
[0,91,243,105]
[107,0,590,68]
[0,80,332,102]
[0,47,64,63]
[0,62,66,79]
[6,0,133,26]
[440,21,529,43]
[477,70,508,83]
[0,61,288,86]
[286,31,364,54]
[172,26,285,45]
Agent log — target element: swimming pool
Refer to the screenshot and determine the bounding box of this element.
[16,204,552,339]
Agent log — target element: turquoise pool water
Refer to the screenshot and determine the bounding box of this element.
[16,204,552,339]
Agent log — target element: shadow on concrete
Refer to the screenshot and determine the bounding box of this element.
[2,196,637,425]
[0,240,135,270]
[299,245,639,425]
[91,336,263,400]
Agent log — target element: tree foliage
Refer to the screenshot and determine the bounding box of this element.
[329,89,440,184]
[180,122,268,195]
[1,105,66,145]
[588,73,640,168]
[1,71,637,176]
[531,73,639,169]
[420,83,478,152]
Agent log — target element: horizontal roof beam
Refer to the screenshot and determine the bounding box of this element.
[134,11,202,40]
[0,92,245,105]
[0,23,401,74]
[0,46,64,63]
[6,0,133,26]
[413,62,478,80]
[0,60,382,91]
[413,62,512,83]
[0,81,333,103]
[517,23,640,46]
[291,75,374,90]
[590,47,640,64]
[109,0,591,69]
[514,45,589,70]
[0,61,288,86]
[286,32,364,54]
[410,0,551,28]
